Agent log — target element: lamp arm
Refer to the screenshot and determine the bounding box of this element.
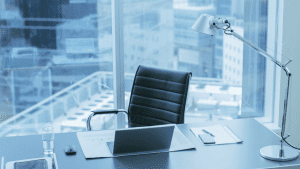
[230,30,291,75]
[229,29,292,148]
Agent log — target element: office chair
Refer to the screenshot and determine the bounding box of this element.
[86,65,192,130]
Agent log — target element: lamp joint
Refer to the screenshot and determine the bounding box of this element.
[283,60,292,67]
[283,135,290,140]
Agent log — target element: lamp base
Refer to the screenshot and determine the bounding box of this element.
[260,145,299,161]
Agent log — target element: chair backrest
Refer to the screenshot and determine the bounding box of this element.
[128,65,192,127]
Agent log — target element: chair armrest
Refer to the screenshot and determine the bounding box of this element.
[92,109,127,115]
[86,109,127,131]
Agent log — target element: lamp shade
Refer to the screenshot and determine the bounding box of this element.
[192,14,217,36]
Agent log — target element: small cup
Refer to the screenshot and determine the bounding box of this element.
[42,126,54,154]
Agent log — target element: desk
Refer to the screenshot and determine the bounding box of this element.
[0,118,300,169]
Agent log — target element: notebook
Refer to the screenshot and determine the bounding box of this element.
[190,124,242,145]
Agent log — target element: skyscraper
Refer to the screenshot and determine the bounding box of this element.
[173,0,216,77]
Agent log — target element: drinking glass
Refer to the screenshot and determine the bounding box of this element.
[42,126,54,154]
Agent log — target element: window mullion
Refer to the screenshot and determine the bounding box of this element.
[262,0,278,124]
[112,0,125,129]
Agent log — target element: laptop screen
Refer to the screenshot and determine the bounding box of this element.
[111,125,175,154]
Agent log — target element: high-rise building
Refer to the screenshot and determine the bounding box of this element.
[123,6,175,75]
[173,0,216,77]
[223,22,243,86]
[212,0,244,79]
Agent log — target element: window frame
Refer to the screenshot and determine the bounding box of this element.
[112,0,126,129]
[254,0,282,130]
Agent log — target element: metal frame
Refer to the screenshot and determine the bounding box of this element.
[259,0,279,124]
[112,0,126,129]
[273,0,285,130]
[86,109,127,131]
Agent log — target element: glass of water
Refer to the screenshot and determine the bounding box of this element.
[42,126,54,154]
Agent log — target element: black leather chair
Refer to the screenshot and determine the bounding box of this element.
[86,65,192,130]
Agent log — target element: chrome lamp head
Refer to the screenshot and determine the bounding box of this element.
[191,14,229,36]
[191,14,216,35]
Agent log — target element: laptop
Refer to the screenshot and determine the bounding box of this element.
[106,124,175,156]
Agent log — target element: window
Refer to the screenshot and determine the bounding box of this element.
[0,0,275,136]
[242,0,269,119]
[0,0,114,136]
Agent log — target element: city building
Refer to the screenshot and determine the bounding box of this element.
[123,7,176,74]
[173,0,216,77]
[223,20,243,86]
[213,0,244,79]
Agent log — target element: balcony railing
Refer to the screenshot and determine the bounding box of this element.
[0,70,236,137]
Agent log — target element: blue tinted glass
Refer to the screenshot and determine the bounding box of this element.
[0,0,114,136]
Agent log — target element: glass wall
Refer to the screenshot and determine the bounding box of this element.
[0,0,114,136]
[122,0,268,124]
[0,0,270,136]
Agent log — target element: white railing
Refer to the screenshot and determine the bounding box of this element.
[0,71,110,136]
[0,71,225,136]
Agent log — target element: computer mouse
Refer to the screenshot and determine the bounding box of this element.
[65,145,77,155]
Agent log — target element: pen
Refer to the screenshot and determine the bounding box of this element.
[202,129,215,137]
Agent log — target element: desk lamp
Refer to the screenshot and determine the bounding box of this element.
[192,14,299,161]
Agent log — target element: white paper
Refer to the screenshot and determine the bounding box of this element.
[77,130,115,158]
[170,126,196,151]
[77,126,195,158]
[190,125,242,145]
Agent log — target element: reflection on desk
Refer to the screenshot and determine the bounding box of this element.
[76,125,195,158]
